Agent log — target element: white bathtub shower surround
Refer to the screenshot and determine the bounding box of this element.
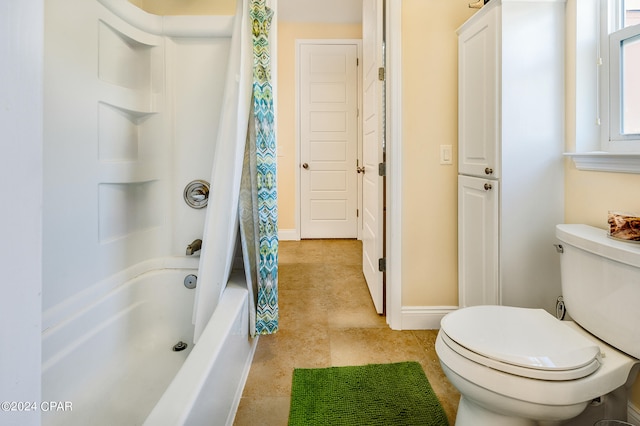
[44,0,233,313]
[42,265,256,426]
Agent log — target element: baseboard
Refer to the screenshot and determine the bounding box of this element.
[629,402,640,425]
[278,228,299,241]
[400,306,458,330]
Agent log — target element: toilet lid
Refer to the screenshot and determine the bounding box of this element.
[440,306,602,381]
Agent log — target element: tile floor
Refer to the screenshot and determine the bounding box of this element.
[233,239,460,425]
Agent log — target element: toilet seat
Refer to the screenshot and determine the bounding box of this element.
[440,305,602,381]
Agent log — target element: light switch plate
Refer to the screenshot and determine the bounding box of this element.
[440,145,453,165]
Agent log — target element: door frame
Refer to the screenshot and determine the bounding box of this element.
[295,39,363,241]
[285,1,403,330]
[385,0,402,330]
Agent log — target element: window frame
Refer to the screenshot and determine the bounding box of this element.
[600,0,640,152]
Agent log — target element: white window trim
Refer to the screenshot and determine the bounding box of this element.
[566,0,640,173]
[564,151,640,173]
[603,0,640,150]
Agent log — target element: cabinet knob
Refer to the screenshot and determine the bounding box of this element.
[485,167,494,175]
[484,183,493,191]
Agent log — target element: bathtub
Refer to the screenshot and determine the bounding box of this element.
[41,259,257,426]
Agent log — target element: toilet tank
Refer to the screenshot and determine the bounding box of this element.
[556,224,640,359]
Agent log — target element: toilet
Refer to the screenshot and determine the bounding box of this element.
[436,224,640,425]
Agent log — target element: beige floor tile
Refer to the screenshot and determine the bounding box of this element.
[234,239,459,425]
[234,397,290,426]
[328,327,429,366]
[277,290,329,331]
[243,327,331,398]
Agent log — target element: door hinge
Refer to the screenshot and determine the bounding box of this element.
[357,58,359,66]
[378,162,386,176]
[357,209,359,218]
[378,258,386,272]
[378,67,385,81]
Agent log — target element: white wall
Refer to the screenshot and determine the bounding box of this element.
[0,1,43,425]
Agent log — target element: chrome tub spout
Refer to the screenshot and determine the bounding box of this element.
[186,239,202,256]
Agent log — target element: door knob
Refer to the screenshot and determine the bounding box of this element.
[357,166,365,174]
[484,183,493,191]
[302,163,309,169]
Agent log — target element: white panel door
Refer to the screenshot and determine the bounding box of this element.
[300,43,358,238]
[458,175,499,307]
[362,0,384,314]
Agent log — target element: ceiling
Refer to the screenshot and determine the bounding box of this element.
[277,0,362,23]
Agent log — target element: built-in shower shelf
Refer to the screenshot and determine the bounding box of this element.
[98,161,160,184]
[98,84,161,116]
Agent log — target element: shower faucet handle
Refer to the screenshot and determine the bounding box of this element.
[192,187,208,202]
[184,180,210,209]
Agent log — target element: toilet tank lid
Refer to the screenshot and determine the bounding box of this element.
[441,306,602,372]
[556,224,640,269]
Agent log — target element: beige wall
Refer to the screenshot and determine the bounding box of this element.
[401,0,475,306]
[128,0,235,15]
[276,22,363,231]
[565,165,640,228]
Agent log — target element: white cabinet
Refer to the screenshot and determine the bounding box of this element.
[458,175,499,307]
[457,0,565,314]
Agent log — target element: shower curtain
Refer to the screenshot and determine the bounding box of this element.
[193,0,278,342]
[239,0,279,336]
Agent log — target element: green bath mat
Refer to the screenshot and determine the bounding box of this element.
[288,361,449,426]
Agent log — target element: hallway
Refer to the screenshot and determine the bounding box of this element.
[234,239,459,425]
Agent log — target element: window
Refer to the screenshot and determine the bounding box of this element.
[601,0,640,152]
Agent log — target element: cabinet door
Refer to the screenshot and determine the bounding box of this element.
[458,6,499,178]
[458,175,499,307]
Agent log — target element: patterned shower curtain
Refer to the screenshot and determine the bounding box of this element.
[239,0,278,336]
